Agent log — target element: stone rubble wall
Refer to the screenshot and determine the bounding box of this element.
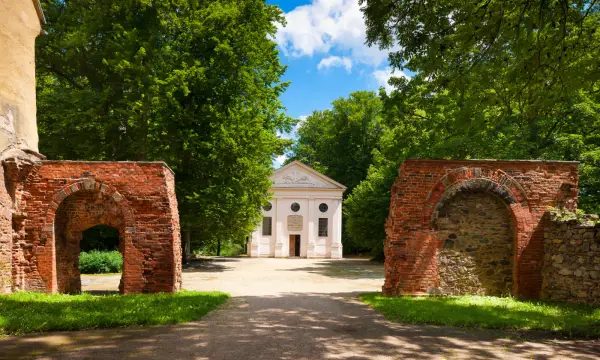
[436,192,514,296]
[542,213,600,305]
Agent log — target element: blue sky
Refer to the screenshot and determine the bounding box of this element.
[267,0,409,166]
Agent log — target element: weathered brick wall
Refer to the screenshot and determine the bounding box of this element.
[436,192,514,296]
[384,159,578,298]
[0,167,12,292]
[541,212,600,305]
[13,161,182,294]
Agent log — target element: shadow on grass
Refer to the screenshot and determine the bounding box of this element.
[361,293,600,339]
[0,291,229,336]
[1,291,599,359]
[278,259,385,279]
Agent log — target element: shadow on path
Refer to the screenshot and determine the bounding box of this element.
[278,259,385,279]
[183,258,240,273]
[2,292,598,360]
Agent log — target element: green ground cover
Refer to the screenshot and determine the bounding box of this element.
[361,293,600,338]
[79,250,123,274]
[0,291,229,335]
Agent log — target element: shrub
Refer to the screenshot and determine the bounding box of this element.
[79,250,122,274]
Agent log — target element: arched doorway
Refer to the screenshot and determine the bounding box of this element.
[54,190,125,294]
[79,225,122,293]
[434,191,515,295]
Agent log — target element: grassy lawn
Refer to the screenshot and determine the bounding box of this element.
[0,291,229,335]
[361,293,600,338]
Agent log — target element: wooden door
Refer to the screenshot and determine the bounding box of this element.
[294,235,301,257]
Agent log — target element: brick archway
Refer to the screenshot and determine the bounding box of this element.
[383,160,578,298]
[51,182,135,293]
[13,161,182,294]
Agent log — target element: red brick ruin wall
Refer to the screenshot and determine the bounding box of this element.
[6,161,182,294]
[384,159,579,299]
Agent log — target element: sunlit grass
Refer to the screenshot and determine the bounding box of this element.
[361,293,600,338]
[0,291,229,335]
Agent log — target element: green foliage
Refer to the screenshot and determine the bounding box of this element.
[37,0,294,252]
[289,91,384,194]
[547,207,600,225]
[79,250,123,274]
[360,0,600,212]
[195,239,245,257]
[80,225,119,252]
[361,293,600,338]
[344,163,397,258]
[0,291,229,335]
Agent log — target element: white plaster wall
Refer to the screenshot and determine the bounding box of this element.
[0,0,43,155]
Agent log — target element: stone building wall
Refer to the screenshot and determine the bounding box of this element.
[384,159,578,298]
[0,0,45,154]
[436,192,514,296]
[541,212,600,305]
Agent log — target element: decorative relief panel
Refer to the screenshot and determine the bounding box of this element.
[280,171,313,185]
[287,215,303,231]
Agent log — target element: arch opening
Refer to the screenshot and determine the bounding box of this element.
[434,189,515,296]
[54,190,125,294]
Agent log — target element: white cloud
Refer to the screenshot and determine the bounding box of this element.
[317,56,353,72]
[276,154,287,164]
[373,67,410,93]
[275,0,391,67]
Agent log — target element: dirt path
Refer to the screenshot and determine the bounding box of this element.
[1,258,599,359]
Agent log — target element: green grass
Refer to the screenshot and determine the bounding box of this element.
[0,291,229,335]
[361,293,600,338]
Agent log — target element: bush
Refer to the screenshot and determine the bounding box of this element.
[79,250,122,274]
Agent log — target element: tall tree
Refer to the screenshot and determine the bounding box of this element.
[359,0,600,212]
[289,91,384,194]
[287,91,384,253]
[37,0,294,250]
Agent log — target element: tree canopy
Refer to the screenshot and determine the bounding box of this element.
[339,1,600,257]
[360,0,600,211]
[37,0,294,252]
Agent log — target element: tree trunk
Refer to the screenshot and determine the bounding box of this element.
[182,230,191,264]
[217,238,221,256]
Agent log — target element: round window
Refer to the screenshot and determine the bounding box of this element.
[291,202,300,212]
[319,203,328,213]
[263,202,272,211]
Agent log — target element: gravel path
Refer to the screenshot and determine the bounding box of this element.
[1,258,599,359]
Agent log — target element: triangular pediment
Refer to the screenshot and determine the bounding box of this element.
[270,161,346,190]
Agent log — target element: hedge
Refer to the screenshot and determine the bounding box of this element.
[79,250,122,274]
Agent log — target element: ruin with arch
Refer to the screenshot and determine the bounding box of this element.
[384,159,600,304]
[6,161,182,294]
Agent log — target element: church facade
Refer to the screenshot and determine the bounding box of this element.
[250,161,345,259]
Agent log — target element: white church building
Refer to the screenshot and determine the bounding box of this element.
[249,161,346,258]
